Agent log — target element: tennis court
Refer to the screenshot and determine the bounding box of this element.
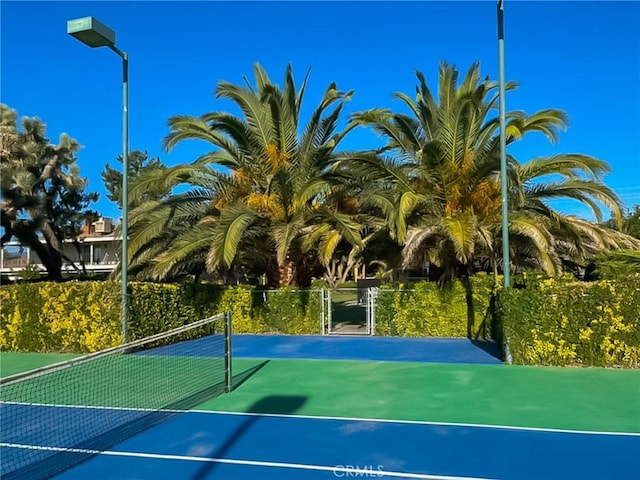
[1,318,639,480]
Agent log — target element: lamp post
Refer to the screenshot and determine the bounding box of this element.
[497,1,510,289]
[497,1,513,364]
[68,17,129,343]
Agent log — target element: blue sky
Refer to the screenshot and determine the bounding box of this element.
[2,1,639,222]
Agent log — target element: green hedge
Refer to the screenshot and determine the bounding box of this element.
[0,282,323,353]
[258,288,323,334]
[212,287,323,334]
[0,282,121,353]
[374,273,497,338]
[127,282,225,340]
[586,250,640,280]
[496,275,640,367]
[6,275,636,367]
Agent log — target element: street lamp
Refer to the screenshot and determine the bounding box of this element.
[68,16,129,343]
[497,1,513,364]
[497,1,510,289]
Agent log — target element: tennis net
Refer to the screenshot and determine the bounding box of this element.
[0,312,232,480]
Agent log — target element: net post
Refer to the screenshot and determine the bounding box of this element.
[224,311,232,392]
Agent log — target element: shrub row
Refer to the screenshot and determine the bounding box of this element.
[374,273,497,339]
[0,282,121,353]
[0,282,323,353]
[213,286,323,334]
[3,273,497,353]
[127,282,224,340]
[3,275,638,368]
[496,275,640,367]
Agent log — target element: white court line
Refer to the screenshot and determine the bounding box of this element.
[196,410,640,438]
[0,443,493,480]
[2,401,639,438]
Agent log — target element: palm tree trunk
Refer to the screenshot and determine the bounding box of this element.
[278,260,295,287]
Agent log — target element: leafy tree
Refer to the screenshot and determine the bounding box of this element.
[584,249,640,280]
[623,205,640,240]
[606,204,640,240]
[101,150,166,208]
[126,64,362,286]
[347,62,638,283]
[0,104,99,281]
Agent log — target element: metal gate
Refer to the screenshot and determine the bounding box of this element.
[365,287,378,335]
[324,287,378,335]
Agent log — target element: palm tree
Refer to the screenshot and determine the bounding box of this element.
[347,61,637,283]
[126,64,363,286]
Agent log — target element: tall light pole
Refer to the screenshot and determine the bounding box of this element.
[68,17,129,343]
[497,1,510,289]
[497,0,513,364]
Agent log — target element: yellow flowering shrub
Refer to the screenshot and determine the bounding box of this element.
[374,274,497,338]
[255,288,323,335]
[521,329,577,365]
[497,274,640,367]
[1,282,121,353]
[216,286,262,333]
[1,281,326,353]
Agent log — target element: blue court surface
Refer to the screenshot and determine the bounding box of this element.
[137,334,502,364]
[2,407,640,480]
[3,407,638,480]
[232,334,503,364]
[2,335,639,480]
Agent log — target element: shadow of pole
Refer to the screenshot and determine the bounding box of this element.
[191,395,307,480]
[462,276,475,339]
[229,360,270,391]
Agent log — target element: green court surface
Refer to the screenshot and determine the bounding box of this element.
[2,353,639,435]
[205,358,640,434]
[1,355,225,409]
[0,352,80,377]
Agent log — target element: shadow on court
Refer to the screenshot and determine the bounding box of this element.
[5,361,270,480]
[469,339,501,360]
[191,394,307,480]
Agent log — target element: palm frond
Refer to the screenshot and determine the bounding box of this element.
[210,204,259,268]
[149,221,216,280]
[442,211,477,264]
[272,216,304,265]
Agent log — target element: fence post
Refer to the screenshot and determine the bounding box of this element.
[367,287,378,336]
[320,289,325,335]
[327,289,332,333]
[505,336,513,364]
[366,288,371,334]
